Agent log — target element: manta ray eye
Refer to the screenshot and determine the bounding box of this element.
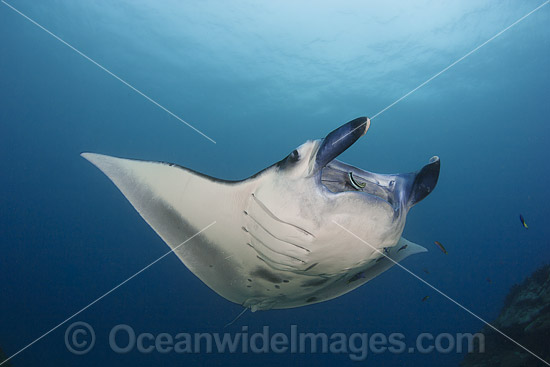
[288,149,300,163]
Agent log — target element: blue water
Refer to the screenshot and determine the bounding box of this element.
[1,1,549,366]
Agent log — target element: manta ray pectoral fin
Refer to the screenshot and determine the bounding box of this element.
[394,237,427,260]
[343,237,426,291]
[81,153,252,305]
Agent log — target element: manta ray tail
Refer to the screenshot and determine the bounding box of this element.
[224,307,249,328]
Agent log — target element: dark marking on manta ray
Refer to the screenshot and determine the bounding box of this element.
[247,278,252,282]
[251,267,283,283]
[246,285,251,288]
[283,279,290,283]
[304,262,318,271]
[347,271,366,283]
[242,226,248,232]
[274,285,280,289]
[306,297,318,303]
[301,278,329,287]
[256,256,266,263]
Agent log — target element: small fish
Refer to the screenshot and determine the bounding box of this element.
[421,296,430,302]
[434,241,448,254]
[519,214,528,229]
[348,171,366,190]
[397,244,408,253]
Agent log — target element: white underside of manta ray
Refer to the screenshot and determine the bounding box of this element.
[82,117,440,312]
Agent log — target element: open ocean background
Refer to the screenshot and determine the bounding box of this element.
[1,1,549,366]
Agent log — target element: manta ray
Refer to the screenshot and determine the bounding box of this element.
[82,117,440,312]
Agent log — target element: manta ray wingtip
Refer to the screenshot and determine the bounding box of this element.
[80,152,113,165]
[80,152,105,167]
[80,152,97,160]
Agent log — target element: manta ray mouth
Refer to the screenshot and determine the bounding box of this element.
[319,155,440,212]
[320,160,397,208]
